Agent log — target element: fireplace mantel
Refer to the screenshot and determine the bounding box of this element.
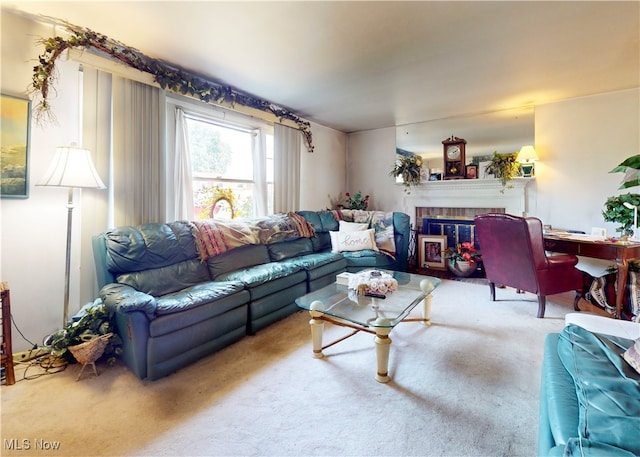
[403,177,535,226]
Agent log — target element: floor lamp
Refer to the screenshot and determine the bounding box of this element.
[38,144,106,326]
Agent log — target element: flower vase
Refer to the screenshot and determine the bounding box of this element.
[447,259,478,278]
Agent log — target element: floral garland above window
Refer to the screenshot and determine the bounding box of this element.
[29,21,314,152]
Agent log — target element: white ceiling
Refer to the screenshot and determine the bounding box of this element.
[5,1,640,133]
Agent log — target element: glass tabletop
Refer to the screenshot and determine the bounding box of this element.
[295,270,441,328]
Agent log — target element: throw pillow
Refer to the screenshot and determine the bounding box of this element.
[339,220,369,232]
[330,229,378,253]
[623,338,640,375]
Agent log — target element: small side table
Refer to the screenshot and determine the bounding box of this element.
[1,282,16,385]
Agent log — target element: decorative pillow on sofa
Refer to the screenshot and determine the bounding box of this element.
[339,220,369,232]
[330,229,378,253]
[623,338,640,375]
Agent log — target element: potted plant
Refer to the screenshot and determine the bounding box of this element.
[341,191,370,210]
[46,300,122,365]
[389,155,423,193]
[445,242,482,277]
[484,151,521,188]
[602,193,640,237]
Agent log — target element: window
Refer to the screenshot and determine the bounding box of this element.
[185,115,273,220]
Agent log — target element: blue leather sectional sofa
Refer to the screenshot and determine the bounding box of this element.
[92,210,410,380]
[538,324,640,456]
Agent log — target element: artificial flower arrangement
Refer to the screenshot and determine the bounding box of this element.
[342,191,370,210]
[484,151,520,187]
[389,155,423,192]
[445,242,482,265]
[348,270,398,296]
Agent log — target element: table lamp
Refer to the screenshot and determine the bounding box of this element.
[623,202,639,241]
[517,145,539,177]
[37,144,106,326]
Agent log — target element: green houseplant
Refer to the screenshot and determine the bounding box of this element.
[602,193,640,237]
[389,155,423,193]
[484,152,521,187]
[46,300,122,365]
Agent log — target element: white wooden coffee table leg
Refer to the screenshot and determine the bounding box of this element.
[421,295,432,326]
[309,301,325,359]
[374,318,392,383]
[420,279,436,326]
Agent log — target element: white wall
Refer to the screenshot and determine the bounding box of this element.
[1,11,348,351]
[347,127,402,212]
[1,12,85,350]
[535,89,640,234]
[300,121,347,211]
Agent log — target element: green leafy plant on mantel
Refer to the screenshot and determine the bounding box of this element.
[29,20,314,152]
[389,155,423,193]
[484,152,521,190]
[602,193,640,237]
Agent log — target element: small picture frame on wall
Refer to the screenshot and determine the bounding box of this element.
[1,94,31,199]
[465,164,478,179]
[418,234,447,270]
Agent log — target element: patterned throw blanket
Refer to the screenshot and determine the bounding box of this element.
[190,212,315,260]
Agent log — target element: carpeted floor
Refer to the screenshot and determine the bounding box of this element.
[1,279,572,457]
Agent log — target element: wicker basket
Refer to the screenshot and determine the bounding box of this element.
[68,333,112,380]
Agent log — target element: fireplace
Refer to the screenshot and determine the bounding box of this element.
[404,178,535,269]
[404,178,533,228]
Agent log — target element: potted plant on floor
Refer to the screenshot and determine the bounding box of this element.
[445,242,482,277]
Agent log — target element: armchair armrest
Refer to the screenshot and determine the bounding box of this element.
[546,254,579,268]
[99,283,157,319]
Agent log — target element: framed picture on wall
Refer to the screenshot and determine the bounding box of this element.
[1,94,31,199]
[418,234,447,270]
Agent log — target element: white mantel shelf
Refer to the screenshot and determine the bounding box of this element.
[403,177,535,226]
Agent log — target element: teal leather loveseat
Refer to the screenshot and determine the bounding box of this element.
[538,323,640,456]
[92,210,410,380]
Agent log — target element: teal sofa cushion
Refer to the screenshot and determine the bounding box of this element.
[268,238,313,261]
[557,324,640,455]
[207,244,271,278]
[117,258,210,296]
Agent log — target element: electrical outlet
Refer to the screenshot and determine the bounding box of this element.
[13,347,51,362]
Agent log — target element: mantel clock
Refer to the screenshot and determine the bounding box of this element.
[442,136,467,180]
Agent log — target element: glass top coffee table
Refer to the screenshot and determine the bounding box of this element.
[295,270,440,383]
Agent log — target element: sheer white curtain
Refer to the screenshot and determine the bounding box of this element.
[274,123,301,213]
[81,67,167,229]
[174,107,194,220]
[111,76,167,226]
[252,127,269,217]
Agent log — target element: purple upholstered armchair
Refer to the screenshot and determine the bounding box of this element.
[474,213,583,318]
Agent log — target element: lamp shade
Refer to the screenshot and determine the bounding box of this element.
[38,145,106,189]
[516,145,539,163]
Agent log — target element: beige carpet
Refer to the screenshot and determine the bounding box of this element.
[1,279,572,457]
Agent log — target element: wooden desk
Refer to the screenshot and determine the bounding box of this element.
[543,234,640,318]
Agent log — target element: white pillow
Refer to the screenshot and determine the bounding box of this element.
[330,229,379,253]
[623,338,640,375]
[339,220,369,232]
